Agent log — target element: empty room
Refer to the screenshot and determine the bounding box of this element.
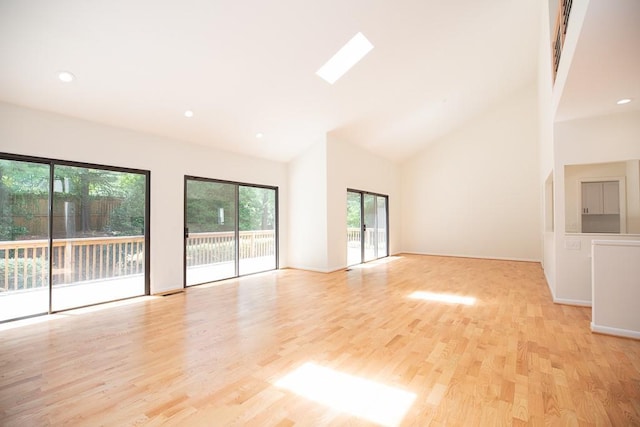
[1,0,639,425]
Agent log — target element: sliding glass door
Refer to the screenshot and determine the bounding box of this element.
[239,185,277,275]
[51,165,147,311]
[346,192,362,266]
[0,158,51,321]
[185,177,277,286]
[0,154,149,322]
[185,179,237,285]
[347,189,388,266]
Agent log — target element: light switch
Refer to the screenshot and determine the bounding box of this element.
[564,239,581,250]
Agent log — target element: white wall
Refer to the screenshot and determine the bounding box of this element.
[326,137,400,270]
[539,0,557,294]
[286,137,400,272]
[287,140,329,272]
[553,110,640,304]
[400,84,541,261]
[591,239,640,339]
[0,102,288,293]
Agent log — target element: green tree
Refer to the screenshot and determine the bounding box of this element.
[239,186,275,231]
[108,174,146,235]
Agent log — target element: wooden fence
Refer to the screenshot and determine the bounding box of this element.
[9,194,124,238]
[0,230,276,292]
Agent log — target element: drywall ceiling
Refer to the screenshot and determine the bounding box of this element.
[556,0,640,122]
[0,0,539,163]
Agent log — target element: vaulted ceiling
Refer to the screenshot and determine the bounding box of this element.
[555,0,640,122]
[0,1,540,162]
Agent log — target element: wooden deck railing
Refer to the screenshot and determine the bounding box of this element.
[1,230,276,292]
[186,230,276,267]
[552,0,573,82]
[347,227,387,248]
[0,236,145,292]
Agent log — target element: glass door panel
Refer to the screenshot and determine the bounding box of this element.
[347,190,388,266]
[363,194,377,262]
[0,159,50,321]
[347,191,362,266]
[377,196,388,258]
[239,186,276,275]
[51,165,146,311]
[185,179,237,285]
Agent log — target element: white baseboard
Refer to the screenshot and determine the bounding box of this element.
[553,297,592,307]
[591,323,640,340]
[400,251,541,263]
[286,265,344,274]
[544,274,556,300]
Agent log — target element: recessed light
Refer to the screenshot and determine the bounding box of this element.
[316,32,374,85]
[255,133,264,139]
[57,71,75,83]
[616,98,632,105]
[184,110,194,118]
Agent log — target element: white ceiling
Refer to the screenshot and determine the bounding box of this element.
[0,0,540,163]
[556,0,640,122]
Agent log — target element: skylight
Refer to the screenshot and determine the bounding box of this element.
[316,32,374,84]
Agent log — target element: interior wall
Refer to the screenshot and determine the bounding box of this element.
[0,102,289,294]
[553,110,640,304]
[538,0,557,294]
[627,160,640,233]
[287,140,329,272]
[325,137,400,271]
[400,84,541,262]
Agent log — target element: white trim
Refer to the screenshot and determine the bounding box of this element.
[553,297,591,307]
[591,323,640,340]
[401,251,541,263]
[287,265,343,274]
[592,239,640,248]
[544,270,555,299]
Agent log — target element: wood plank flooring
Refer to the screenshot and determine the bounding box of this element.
[1,254,639,426]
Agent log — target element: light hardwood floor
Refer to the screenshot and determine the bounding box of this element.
[1,254,639,426]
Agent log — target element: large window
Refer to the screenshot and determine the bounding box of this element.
[184,177,277,286]
[0,153,149,322]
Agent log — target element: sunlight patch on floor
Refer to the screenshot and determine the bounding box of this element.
[349,256,403,270]
[64,295,160,315]
[408,291,476,305]
[0,313,69,331]
[274,362,416,426]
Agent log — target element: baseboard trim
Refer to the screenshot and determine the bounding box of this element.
[553,297,591,307]
[544,270,555,300]
[400,251,541,263]
[286,265,343,274]
[154,288,185,297]
[591,323,640,340]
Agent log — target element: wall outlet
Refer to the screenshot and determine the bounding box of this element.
[564,239,581,250]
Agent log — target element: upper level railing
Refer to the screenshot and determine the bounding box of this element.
[1,230,276,292]
[552,0,573,82]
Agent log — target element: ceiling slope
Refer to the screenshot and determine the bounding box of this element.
[0,0,539,162]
